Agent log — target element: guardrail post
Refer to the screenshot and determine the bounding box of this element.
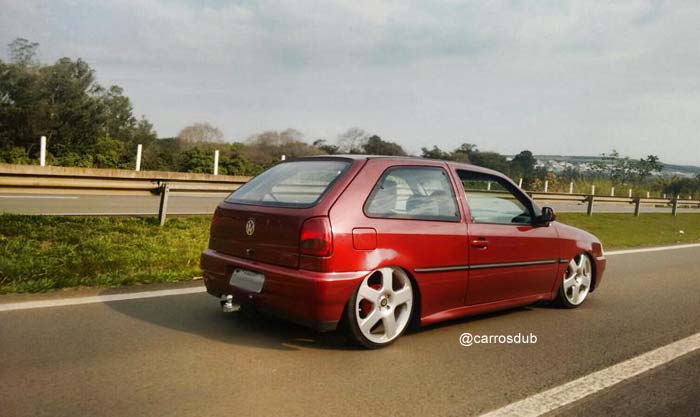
[569,182,574,194]
[213,150,219,176]
[40,136,47,166]
[158,183,170,226]
[135,144,142,171]
[587,195,595,216]
[672,195,678,216]
[634,198,641,216]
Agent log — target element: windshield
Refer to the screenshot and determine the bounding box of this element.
[225,160,350,208]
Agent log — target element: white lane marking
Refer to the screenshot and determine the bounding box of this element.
[0,286,206,312]
[479,332,700,417]
[0,195,79,199]
[606,243,700,256]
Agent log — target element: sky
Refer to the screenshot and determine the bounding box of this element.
[1,0,699,164]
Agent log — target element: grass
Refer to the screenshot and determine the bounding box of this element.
[0,215,210,294]
[1,213,699,294]
[556,213,700,249]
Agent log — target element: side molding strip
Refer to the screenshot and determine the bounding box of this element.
[415,259,558,273]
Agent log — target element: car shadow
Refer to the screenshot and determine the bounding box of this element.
[105,289,541,351]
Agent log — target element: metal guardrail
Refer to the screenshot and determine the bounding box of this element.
[1,164,699,224]
[0,164,248,225]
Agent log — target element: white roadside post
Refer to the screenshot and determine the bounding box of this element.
[40,136,47,166]
[544,180,549,193]
[518,178,523,188]
[629,189,633,198]
[135,144,142,171]
[569,182,574,194]
[487,181,492,191]
[610,187,615,196]
[591,185,596,195]
[646,191,650,198]
[213,150,219,176]
[281,155,286,161]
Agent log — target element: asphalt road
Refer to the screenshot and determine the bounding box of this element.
[1,193,699,215]
[1,247,700,416]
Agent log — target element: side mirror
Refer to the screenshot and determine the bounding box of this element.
[536,206,556,225]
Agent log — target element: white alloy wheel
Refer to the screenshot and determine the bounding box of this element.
[351,267,413,347]
[562,253,592,306]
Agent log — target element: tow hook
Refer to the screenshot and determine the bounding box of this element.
[220,294,240,313]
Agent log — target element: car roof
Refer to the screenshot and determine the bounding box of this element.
[300,154,507,178]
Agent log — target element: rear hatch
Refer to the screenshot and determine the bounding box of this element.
[208,159,351,268]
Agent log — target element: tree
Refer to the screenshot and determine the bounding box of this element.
[8,38,39,66]
[245,129,323,169]
[336,127,368,153]
[637,155,663,181]
[361,135,407,156]
[509,150,536,180]
[0,38,158,167]
[312,139,339,154]
[421,146,452,160]
[177,122,224,146]
[451,143,476,163]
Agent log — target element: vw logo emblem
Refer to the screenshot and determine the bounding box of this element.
[245,219,255,236]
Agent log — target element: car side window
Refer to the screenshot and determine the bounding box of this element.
[458,170,533,225]
[365,166,460,221]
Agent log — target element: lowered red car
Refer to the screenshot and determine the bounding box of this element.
[201,156,606,348]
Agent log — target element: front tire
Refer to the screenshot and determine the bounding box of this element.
[556,253,593,308]
[346,267,414,349]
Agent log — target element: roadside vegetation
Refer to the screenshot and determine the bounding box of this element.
[0,215,210,294]
[1,213,699,294]
[556,213,700,249]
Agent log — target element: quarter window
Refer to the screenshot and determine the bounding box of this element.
[458,170,533,225]
[365,167,460,221]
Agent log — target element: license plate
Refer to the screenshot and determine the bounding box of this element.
[229,268,265,293]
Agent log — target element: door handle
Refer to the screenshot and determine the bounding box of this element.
[471,238,489,249]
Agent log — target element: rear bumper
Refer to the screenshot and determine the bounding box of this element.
[200,249,367,331]
[593,255,607,290]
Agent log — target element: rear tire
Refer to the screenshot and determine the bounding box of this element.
[556,253,593,308]
[346,267,414,349]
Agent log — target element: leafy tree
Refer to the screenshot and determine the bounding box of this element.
[312,139,339,154]
[421,146,452,160]
[637,155,663,181]
[0,38,158,167]
[361,135,406,156]
[509,150,536,180]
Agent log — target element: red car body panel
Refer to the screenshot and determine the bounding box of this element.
[201,156,606,331]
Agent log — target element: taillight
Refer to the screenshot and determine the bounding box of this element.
[211,208,221,228]
[300,217,333,257]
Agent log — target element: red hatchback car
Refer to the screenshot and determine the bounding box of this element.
[201,156,606,348]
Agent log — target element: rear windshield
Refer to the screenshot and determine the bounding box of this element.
[225,160,351,208]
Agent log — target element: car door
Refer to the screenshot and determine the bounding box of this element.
[335,162,469,319]
[455,169,560,305]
